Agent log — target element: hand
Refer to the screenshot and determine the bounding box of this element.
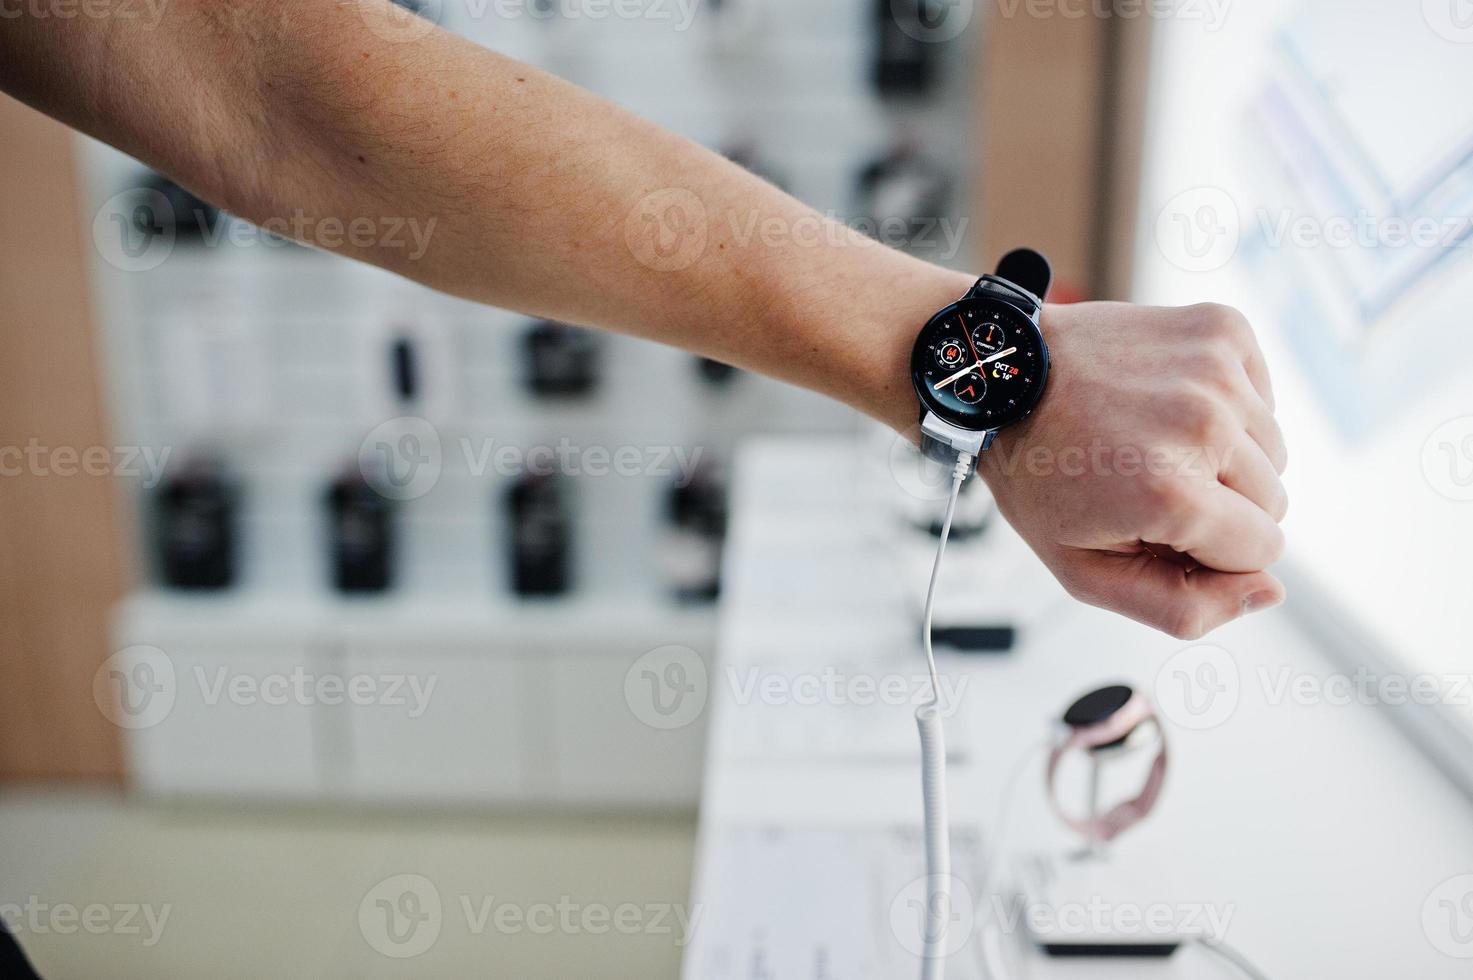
[978,301,1288,640]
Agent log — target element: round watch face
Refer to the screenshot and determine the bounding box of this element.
[911,299,1048,431]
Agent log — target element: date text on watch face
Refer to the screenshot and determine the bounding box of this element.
[911,300,1047,430]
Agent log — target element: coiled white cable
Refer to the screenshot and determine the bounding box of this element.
[915,451,974,980]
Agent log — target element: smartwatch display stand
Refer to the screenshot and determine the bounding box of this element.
[1013,685,1211,958]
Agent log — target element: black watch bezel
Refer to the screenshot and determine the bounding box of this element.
[910,292,1050,433]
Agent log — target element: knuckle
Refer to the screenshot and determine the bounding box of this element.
[1161,603,1209,641]
[1166,388,1227,446]
[1272,436,1289,475]
[1185,345,1239,388]
[1189,302,1250,342]
[1146,470,1193,509]
[1056,566,1105,607]
[1143,475,1200,539]
[1269,483,1290,523]
[1263,523,1287,565]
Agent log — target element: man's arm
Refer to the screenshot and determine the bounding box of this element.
[1,0,956,431]
[0,0,1286,638]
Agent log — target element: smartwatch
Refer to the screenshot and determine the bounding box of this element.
[910,248,1052,463]
[1045,684,1169,844]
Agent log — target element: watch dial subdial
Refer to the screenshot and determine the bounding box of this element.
[971,319,1007,355]
[935,338,968,369]
[953,371,986,405]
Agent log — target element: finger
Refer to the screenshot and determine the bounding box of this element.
[1242,346,1275,413]
[1218,432,1288,522]
[1186,302,1275,411]
[1234,366,1287,472]
[1155,481,1285,572]
[1062,550,1286,640]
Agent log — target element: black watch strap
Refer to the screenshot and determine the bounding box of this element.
[996,247,1052,301]
[967,248,1052,311]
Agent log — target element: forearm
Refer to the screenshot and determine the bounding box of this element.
[0,0,965,432]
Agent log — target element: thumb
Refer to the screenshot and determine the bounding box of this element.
[1055,550,1285,640]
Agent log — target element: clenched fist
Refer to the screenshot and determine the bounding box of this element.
[978,301,1288,640]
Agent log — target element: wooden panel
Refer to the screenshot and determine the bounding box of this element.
[1097,13,1155,301]
[975,10,1154,301]
[0,94,127,783]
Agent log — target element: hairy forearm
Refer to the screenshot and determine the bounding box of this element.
[0,0,1292,639]
[0,0,966,432]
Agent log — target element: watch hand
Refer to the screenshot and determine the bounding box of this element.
[961,317,980,361]
[932,346,1020,391]
[933,361,981,390]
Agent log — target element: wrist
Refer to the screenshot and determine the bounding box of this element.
[840,259,975,434]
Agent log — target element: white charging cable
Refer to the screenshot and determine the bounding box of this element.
[915,450,975,980]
